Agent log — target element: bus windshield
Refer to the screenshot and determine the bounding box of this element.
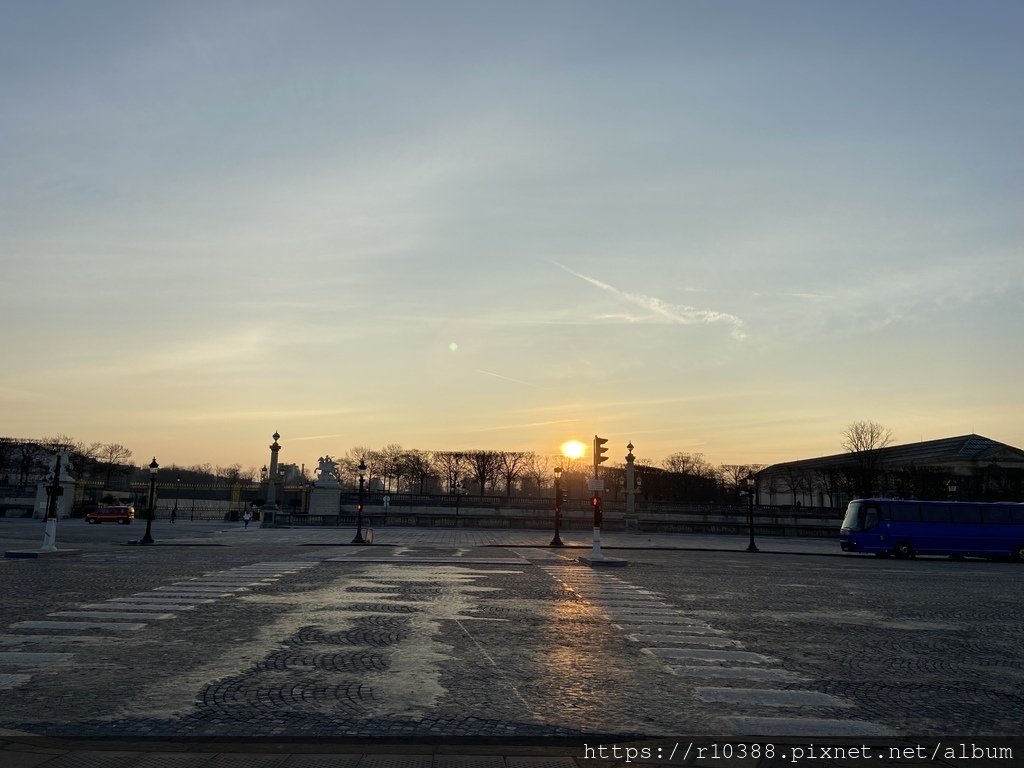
[841,502,863,531]
[841,501,881,532]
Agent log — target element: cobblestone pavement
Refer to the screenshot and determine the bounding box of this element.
[0,520,1021,767]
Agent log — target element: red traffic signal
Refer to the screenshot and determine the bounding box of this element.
[591,496,600,507]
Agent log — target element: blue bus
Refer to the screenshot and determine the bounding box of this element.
[839,498,1024,561]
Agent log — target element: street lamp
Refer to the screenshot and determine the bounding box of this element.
[352,458,367,544]
[454,481,464,517]
[140,458,159,545]
[551,467,564,546]
[174,472,180,522]
[745,471,759,553]
[947,478,958,502]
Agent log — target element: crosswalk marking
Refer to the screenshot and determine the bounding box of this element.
[538,562,888,737]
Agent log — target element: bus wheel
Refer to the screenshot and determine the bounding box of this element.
[894,542,914,559]
[1013,544,1024,563]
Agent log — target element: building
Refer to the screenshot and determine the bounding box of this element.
[758,434,1024,508]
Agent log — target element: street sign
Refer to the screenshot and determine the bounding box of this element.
[588,479,605,492]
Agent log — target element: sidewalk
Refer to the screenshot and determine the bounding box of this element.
[258,525,842,557]
[0,518,843,557]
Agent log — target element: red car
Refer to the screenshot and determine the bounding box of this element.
[86,506,136,525]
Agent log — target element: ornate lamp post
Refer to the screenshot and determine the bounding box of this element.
[947,478,958,502]
[454,480,464,517]
[551,467,564,546]
[140,458,159,545]
[352,458,367,544]
[745,471,759,552]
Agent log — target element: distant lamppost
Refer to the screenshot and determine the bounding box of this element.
[140,458,159,545]
[174,473,180,520]
[745,472,759,553]
[352,458,367,544]
[454,481,464,517]
[551,467,564,546]
[947,478,958,502]
[300,479,307,514]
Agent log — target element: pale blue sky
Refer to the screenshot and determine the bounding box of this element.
[2,1,1021,470]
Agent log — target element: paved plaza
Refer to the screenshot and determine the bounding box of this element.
[0,519,1021,767]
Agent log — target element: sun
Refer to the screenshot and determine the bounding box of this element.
[561,440,585,460]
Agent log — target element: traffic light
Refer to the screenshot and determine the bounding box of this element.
[591,495,600,508]
[560,487,570,504]
[357,502,364,513]
[593,435,609,474]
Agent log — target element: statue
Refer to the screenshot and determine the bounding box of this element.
[315,456,341,487]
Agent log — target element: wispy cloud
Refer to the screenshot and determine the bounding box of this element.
[553,262,747,340]
[475,369,564,394]
[470,418,580,433]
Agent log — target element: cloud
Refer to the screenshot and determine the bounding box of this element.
[553,262,747,340]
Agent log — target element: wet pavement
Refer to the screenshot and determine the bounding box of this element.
[0,519,1021,766]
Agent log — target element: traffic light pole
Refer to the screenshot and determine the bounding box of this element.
[551,473,564,547]
[590,435,609,561]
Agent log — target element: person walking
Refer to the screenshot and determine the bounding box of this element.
[170,509,176,524]
[242,510,251,529]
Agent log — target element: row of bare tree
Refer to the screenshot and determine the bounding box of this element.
[319,444,768,503]
[0,435,134,487]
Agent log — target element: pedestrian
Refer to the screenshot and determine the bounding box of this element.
[170,509,176,524]
[243,511,251,529]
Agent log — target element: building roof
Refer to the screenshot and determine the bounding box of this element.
[764,434,1024,475]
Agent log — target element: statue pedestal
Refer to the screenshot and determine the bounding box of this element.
[309,486,341,516]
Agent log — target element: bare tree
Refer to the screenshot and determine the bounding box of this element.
[497,451,529,496]
[779,465,813,507]
[404,450,436,494]
[96,442,134,486]
[432,451,468,493]
[841,421,895,498]
[0,438,19,484]
[466,450,500,495]
[521,452,552,496]
[719,464,765,502]
[379,444,407,493]
[841,421,894,454]
[662,452,717,479]
[814,466,844,508]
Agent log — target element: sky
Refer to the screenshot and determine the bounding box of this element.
[2,1,1022,473]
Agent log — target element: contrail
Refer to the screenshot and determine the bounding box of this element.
[552,261,746,340]
[475,369,563,394]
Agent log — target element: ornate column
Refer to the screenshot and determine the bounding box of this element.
[261,431,281,528]
[625,442,637,518]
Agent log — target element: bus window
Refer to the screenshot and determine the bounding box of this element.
[921,505,951,524]
[857,503,880,531]
[981,507,1011,525]
[890,504,920,523]
[1012,508,1024,525]
[951,506,981,524]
